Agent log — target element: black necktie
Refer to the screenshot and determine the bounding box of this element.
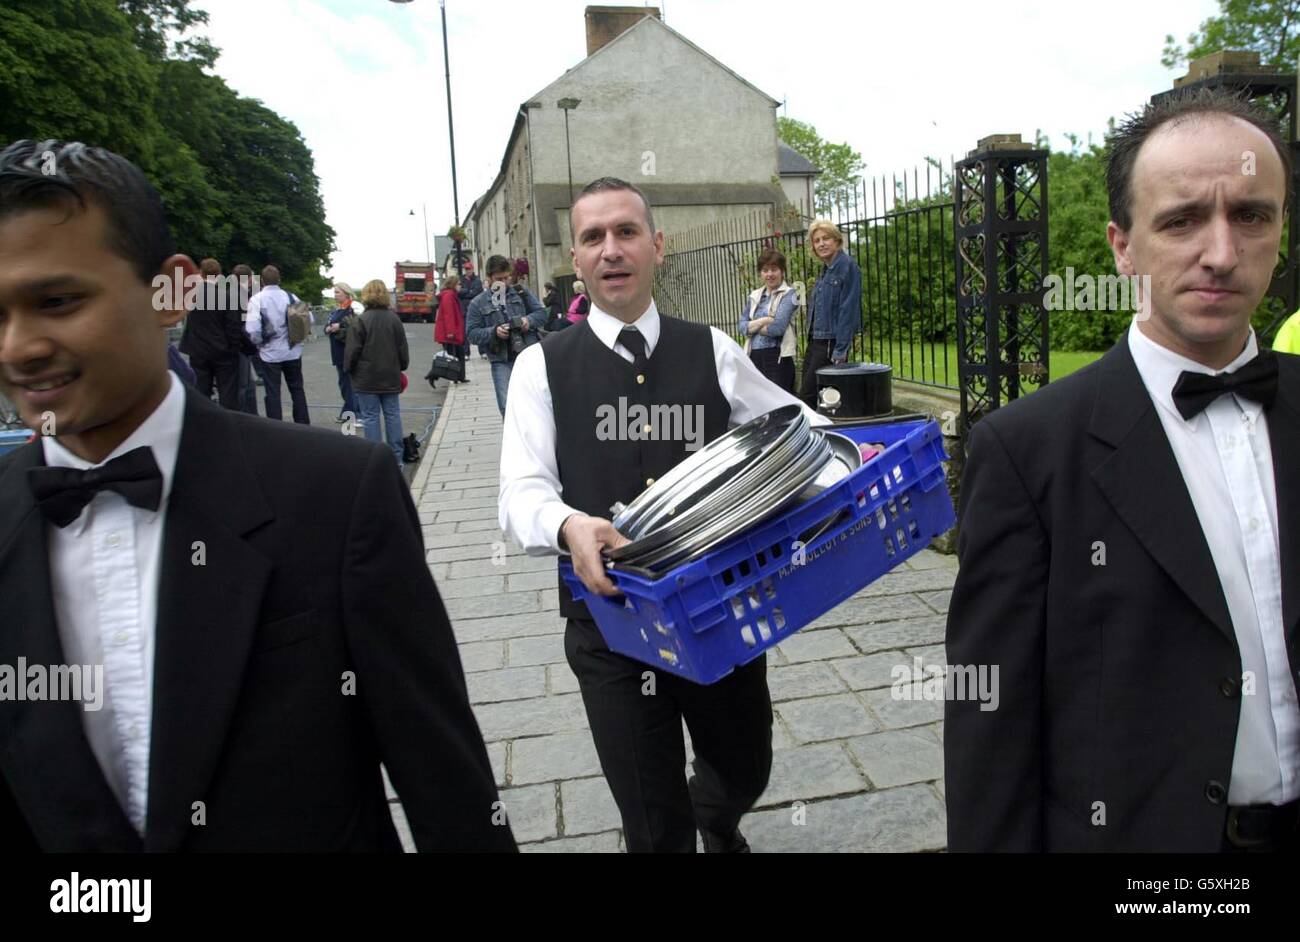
[28,446,163,528]
[1171,350,1279,420]
[618,328,648,369]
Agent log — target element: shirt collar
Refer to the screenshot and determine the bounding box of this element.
[588,299,661,357]
[1127,320,1261,431]
[40,372,186,534]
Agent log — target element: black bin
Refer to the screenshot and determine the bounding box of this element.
[815,362,892,418]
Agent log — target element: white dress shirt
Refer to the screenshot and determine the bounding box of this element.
[41,372,186,834]
[1128,322,1298,805]
[499,299,829,555]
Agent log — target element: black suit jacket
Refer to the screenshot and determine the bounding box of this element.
[0,388,516,852]
[179,294,244,363]
[945,337,1300,852]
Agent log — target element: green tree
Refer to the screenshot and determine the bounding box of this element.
[118,0,217,66]
[1162,0,1300,71]
[777,116,865,215]
[0,0,224,254]
[0,0,334,299]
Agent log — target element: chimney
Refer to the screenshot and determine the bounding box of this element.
[585,5,661,57]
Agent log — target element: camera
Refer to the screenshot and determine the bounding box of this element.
[489,311,529,358]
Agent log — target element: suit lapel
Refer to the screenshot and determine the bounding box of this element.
[0,441,142,850]
[1088,338,1235,644]
[143,389,274,851]
[1265,355,1300,647]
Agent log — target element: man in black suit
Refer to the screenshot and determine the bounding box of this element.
[0,140,515,852]
[179,257,245,410]
[945,90,1299,852]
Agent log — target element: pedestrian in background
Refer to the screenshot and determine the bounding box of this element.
[245,264,310,424]
[346,279,409,467]
[798,219,862,408]
[739,247,798,393]
[466,254,548,417]
[325,281,361,421]
[566,280,590,324]
[180,257,244,409]
[231,263,260,415]
[435,273,467,382]
[543,281,564,329]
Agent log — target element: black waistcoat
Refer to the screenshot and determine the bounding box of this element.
[543,315,731,619]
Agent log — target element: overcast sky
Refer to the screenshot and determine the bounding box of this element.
[196,0,1219,292]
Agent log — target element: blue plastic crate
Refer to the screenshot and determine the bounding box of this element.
[560,418,956,684]
[0,428,34,457]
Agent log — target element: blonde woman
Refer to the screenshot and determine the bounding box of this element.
[739,247,798,392]
[344,280,410,467]
[799,219,862,407]
[566,279,590,322]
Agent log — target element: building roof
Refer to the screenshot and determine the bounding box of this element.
[778,142,820,176]
[529,14,780,107]
[469,14,782,221]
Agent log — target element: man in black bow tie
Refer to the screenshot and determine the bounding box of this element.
[0,140,514,852]
[946,90,1300,852]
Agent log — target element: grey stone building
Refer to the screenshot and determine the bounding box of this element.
[464,5,804,295]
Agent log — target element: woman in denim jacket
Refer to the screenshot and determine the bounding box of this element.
[798,219,862,408]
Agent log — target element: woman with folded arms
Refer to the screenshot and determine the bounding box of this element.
[738,247,798,393]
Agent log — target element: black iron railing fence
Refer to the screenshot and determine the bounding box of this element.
[653,162,961,390]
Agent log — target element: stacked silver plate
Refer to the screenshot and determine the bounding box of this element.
[607,406,862,573]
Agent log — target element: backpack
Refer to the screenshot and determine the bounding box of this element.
[401,433,421,463]
[285,292,312,345]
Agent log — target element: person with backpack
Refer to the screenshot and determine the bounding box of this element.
[245,264,310,424]
[566,280,590,324]
[433,273,467,384]
[345,280,409,467]
[325,281,361,421]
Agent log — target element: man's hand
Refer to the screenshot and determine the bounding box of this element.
[495,323,510,339]
[516,316,531,333]
[562,514,631,596]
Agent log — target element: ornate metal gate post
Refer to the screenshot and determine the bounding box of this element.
[953,134,1050,437]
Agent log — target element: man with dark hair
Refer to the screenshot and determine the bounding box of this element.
[0,140,514,852]
[246,264,310,424]
[465,253,547,416]
[179,257,244,409]
[498,176,827,852]
[945,90,1300,852]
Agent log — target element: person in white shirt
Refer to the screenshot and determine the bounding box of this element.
[498,177,829,853]
[245,264,309,424]
[945,89,1300,852]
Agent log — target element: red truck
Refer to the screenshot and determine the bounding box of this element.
[393,260,437,323]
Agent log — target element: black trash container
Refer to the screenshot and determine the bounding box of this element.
[815,362,893,418]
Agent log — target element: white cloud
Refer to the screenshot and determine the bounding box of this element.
[195,0,1220,292]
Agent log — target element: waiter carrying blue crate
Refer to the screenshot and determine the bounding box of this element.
[499,177,830,853]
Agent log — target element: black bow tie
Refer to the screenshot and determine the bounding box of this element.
[1171,350,1279,420]
[28,446,163,528]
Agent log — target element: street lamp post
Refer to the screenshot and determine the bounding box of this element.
[391,0,462,277]
[408,205,430,264]
[558,97,581,207]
